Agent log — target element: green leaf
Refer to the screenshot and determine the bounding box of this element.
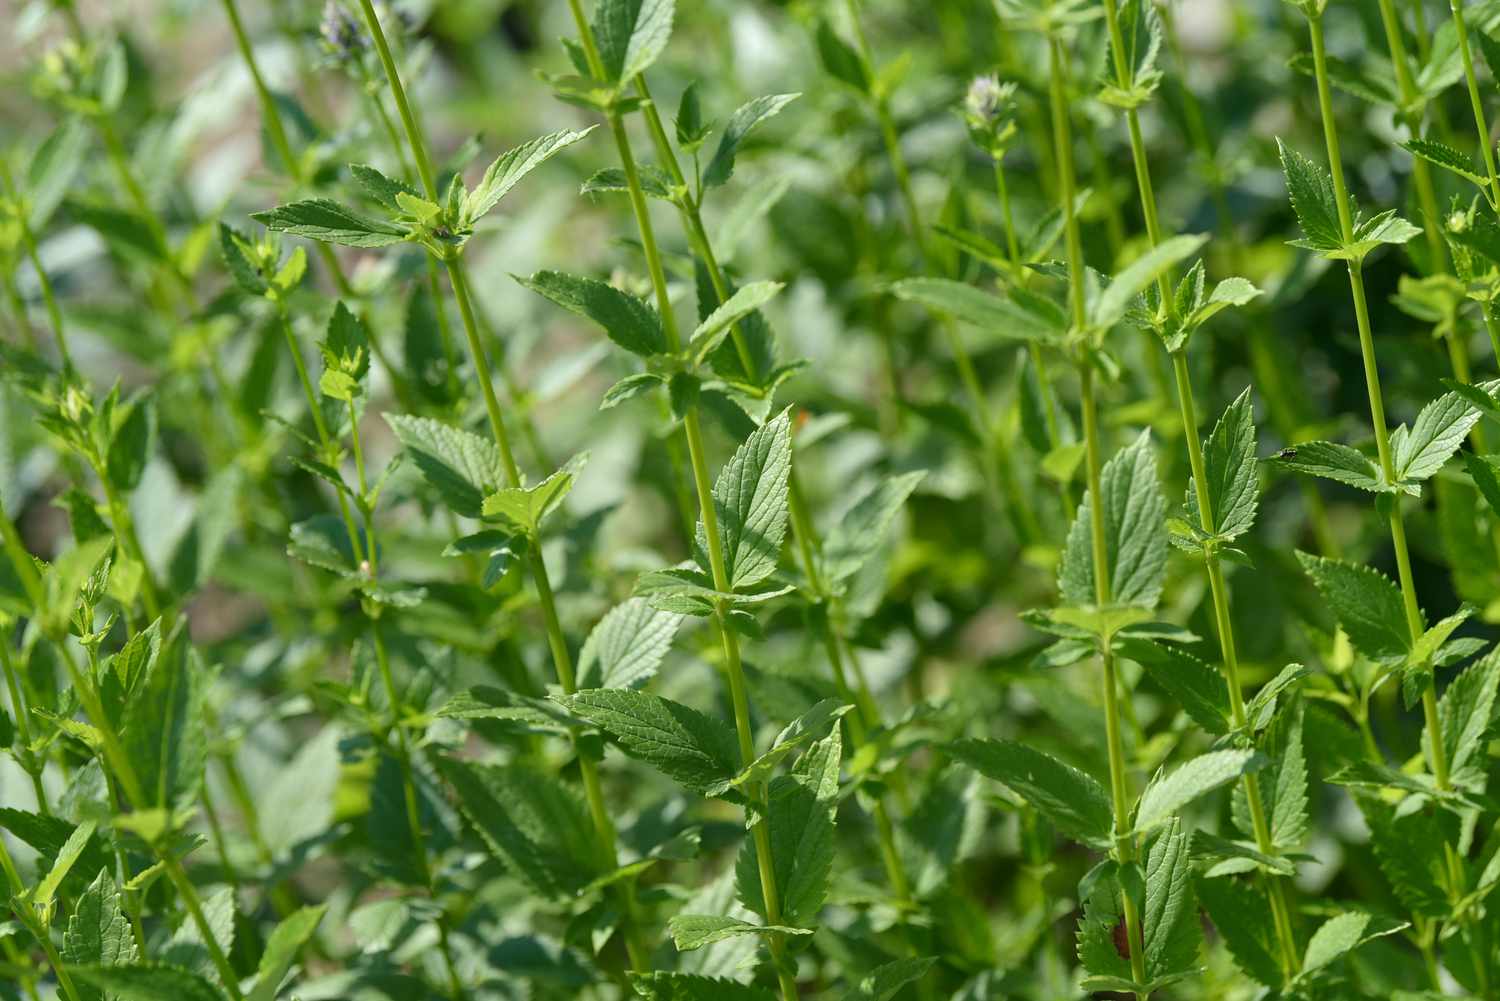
[721,699,851,793]
[349,162,418,210]
[736,734,841,925]
[815,19,870,93]
[946,737,1113,848]
[1197,875,1282,987]
[666,914,811,951]
[1437,646,1500,776]
[251,198,407,248]
[1360,800,1451,918]
[1464,451,1500,513]
[162,886,236,981]
[1301,911,1405,976]
[27,117,89,230]
[630,973,775,1001]
[167,467,242,598]
[704,93,799,189]
[463,128,595,223]
[1269,440,1386,493]
[1392,390,1481,486]
[1093,234,1209,329]
[1140,818,1202,982]
[1116,638,1230,734]
[601,372,666,409]
[70,964,227,1001]
[839,958,938,1001]
[594,0,675,84]
[518,270,667,358]
[576,598,685,690]
[34,819,98,910]
[64,870,138,1001]
[704,409,793,589]
[246,906,326,1001]
[1234,699,1307,850]
[106,393,155,492]
[689,281,783,364]
[1278,139,1343,254]
[385,415,507,519]
[435,757,600,899]
[820,471,925,585]
[218,223,268,296]
[564,689,741,796]
[1135,749,1265,834]
[40,536,113,635]
[1060,430,1168,610]
[1401,137,1488,186]
[481,453,587,535]
[1296,552,1411,663]
[121,631,205,811]
[890,278,1057,342]
[1187,388,1258,541]
[581,164,674,199]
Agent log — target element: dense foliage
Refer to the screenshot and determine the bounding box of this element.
[9,0,1500,998]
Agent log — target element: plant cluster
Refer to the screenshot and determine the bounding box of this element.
[7,0,1500,999]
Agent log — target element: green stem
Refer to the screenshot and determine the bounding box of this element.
[0,839,85,1001]
[1450,0,1500,210]
[1377,0,1448,271]
[0,637,50,816]
[1307,13,1450,793]
[0,160,73,370]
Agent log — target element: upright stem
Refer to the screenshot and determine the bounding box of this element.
[1307,13,1449,790]
[1377,0,1448,271]
[1450,0,1500,210]
[1050,35,1146,994]
[0,160,73,370]
[565,6,798,996]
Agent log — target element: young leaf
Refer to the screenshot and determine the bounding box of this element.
[34,819,99,910]
[815,20,870,94]
[576,598,685,690]
[1187,387,1258,541]
[518,270,667,358]
[1436,645,1500,776]
[704,93,799,189]
[1234,699,1307,849]
[1059,430,1168,610]
[564,689,742,796]
[1392,390,1481,486]
[106,393,155,492]
[1269,440,1386,493]
[482,453,587,535]
[1135,748,1264,833]
[246,906,326,1001]
[703,409,793,589]
[1093,234,1209,329]
[667,914,811,951]
[839,958,938,1001]
[594,0,675,85]
[1278,139,1343,254]
[462,127,595,224]
[251,198,407,247]
[946,737,1113,847]
[689,281,783,364]
[64,870,138,994]
[121,631,205,811]
[1295,552,1411,663]
[820,471,926,586]
[1301,912,1405,976]
[1401,137,1487,186]
[385,415,507,519]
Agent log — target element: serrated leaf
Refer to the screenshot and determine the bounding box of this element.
[564,689,741,796]
[1393,390,1481,486]
[594,0,675,84]
[435,757,600,898]
[519,270,667,358]
[64,870,138,1001]
[463,128,595,223]
[946,737,1113,847]
[482,453,586,534]
[704,94,799,189]
[1401,137,1488,186]
[106,393,154,492]
[1117,638,1230,734]
[251,199,407,248]
[1296,552,1411,663]
[386,415,507,519]
[890,278,1057,342]
[736,733,841,925]
[1301,911,1405,976]
[576,598,685,690]
[1093,234,1209,329]
[689,281,783,364]
[35,818,98,910]
[630,973,775,1001]
[121,631,205,811]
[1187,387,1258,541]
[70,964,227,1001]
[666,914,811,951]
[1278,139,1343,253]
[1269,440,1386,493]
[1437,646,1500,776]
[1198,876,1282,987]
[703,409,792,589]
[1141,818,1202,981]
[821,471,925,585]
[349,162,418,210]
[1060,430,1168,610]
[1135,749,1264,834]
[719,699,851,794]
